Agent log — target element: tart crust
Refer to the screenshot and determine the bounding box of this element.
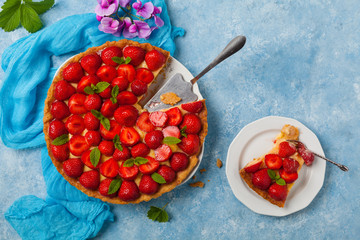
[43,39,208,204]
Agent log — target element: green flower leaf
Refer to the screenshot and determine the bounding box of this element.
[52,134,69,146]
[163,136,181,145]
[84,86,95,95]
[276,178,286,186]
[111,56,125,65]
[123,158,135,167]
[267,169,276,180]
[124,56,132,64]
[113,134,123,151]
[108,178,122,195]
[91,109,102,119]
[180,126,187,137]
[151,172,166,184]
[100,117,111,131]
[134,157,148,166]
[24,0,54,15]
[110,85,119,104]
[0,0,21,31]
[147,205,169,223]
[20,3,42,33]
[90,148,101,167]
[94,82,110,93]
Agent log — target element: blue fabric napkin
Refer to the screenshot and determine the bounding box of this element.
[2,1,184,239]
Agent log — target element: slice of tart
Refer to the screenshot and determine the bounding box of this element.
[43,39,208,204]
[239,125,304,207]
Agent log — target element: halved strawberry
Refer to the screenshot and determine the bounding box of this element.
[268,183,288,201]
[101,46,123,66]
[145,50,166,71]
[264,154,282,170]
[119,127,140,146]
[117,91,137,105]
[99,86,112,99]
[136,112,155,132]
[63,62,84,83]
[283,158,300,173]
[297,143,315,166]
[49,120,67,140]
[100,120,122,140]
[117,64,136,82]
[244,158,262,173]
[84,112,100,130]
[170,152,189,172]
[139,174,159,194]
[84,94,102,111]
[79,170,100,190]
[100,158,119,178]
[179,113,201,134]
[114,105,138,127]
[98,140,115,156]
[165,107,182,126]
[155,144,172,162]
[81,150,99,169]
[149,111,168,127]
[135,68,154,84]
[63,158,84,178]
[279,168,298,183]
[51,143,69,162]
[50,101,70,120]
[139,156,160,174]
[85,130,101,146]
[181,101,203,113]
[113,146,131,161]
[96,65,117,83]
[100,99,119,118]
[69,135,89,156]
[252,168,272,190]
[131,143,150,158]
[80,54,102,74]
[123,46,146,67]
[111,76,129,92]
[65,115,85,135]
[119,162,139,180]
[131,79,147,96]
[144,130,164,149]
[54,80,76,101]
[162,126,180,138]
[178,134,200,155]
[99,178,118,197]
[68,93,87,114]
[118,180,140,201]
[278,141,297,158]
[77,75,99,94]
[157,165,176,183]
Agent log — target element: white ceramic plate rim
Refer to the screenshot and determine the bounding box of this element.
[225,116,326,216]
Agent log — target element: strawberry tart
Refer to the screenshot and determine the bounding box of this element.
[43,39,208,204]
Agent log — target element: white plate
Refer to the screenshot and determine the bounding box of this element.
[226,116,326,216]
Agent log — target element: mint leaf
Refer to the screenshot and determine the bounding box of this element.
[0,0,21,30]
[84,86,95,95]
[124,56,131,64]
[123,158,134,167]
[24,0,54,15]
[20,3,42,33]
[100,117,111,131]
[94,82,110,93]
[180,126,187,137]
[134,157,148,166]
[52,134,69,146]
[91,109,102,119]
[90,148,101,167]
[111,56,125,65]
[267,169,276,180]
[113,134,123,151]
[147,205,169,223]
[276,178,286,186]
[163,136,181,145]
[110,85,119,104]
[151,172,166,184]
[108,178,122,195]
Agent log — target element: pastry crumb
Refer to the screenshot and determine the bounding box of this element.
[216,159,223,168]
[200,168,206,174]
[189,181,204,188]
[160,92,181,105]
[192,175,196,180]
[207,180,210,182]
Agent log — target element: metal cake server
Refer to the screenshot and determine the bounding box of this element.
[142,35,246,111]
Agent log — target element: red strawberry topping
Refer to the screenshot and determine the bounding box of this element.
[65,115,85,135]
[80,54,102,75]
[278,141,297,158]
[279,168,298,183]
[100,158,119,178]
[144,130,164,149]
[85,130,101,146]
[131,79,147,96]
[77,75,99,94]
[138,156,159,174]
[170,152,189,172]
[117,64,136,82]
[264,154,283,170]
[244,159,262,173]
[84,112,100,130]
[84,94,102,111]
[119,127,140,146]
[268,183,288,201]
[79,170,100,190]
[180,113,201,134]
[114,105,138,127]
[157,165,176,183]
[135,68,154,84]
[63,62,84,83]
[81,150,99,169]
[111,76,129,92]
[54,80,76,101]
[49,120,67,139]
[136,112,155,132]
[145,50,166,71]
[118,180,140,201]
[99,86,112,98]
[131,143,150,158]
[139,175,159,194]
[96,65,117,83]
[283,158,300,173]
[101,46,123,66]
[68,93,87,114]
[252,168,272,190]
[149,111,168,127]
[117,91,137,105]
[181,101,203,113]
[63,158,84,178]
[69,135,89,156]
[178,134,200,155]
[119,162,139,180]
[100,99,119,118]
[51,143,69,162]
[297,143,315,166]
[98,140,115,156]
[154,144,172,162]
[50,101,70,120]
[162,126,180,138]
[123,46,146,66]
[100,120,122,140]
[99,178,118,197]
[165,107,182,126]
[113,146,131,161]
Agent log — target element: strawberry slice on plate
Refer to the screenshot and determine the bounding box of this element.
[264,154,282,170]
[244,158,262,173]
[279,168,298,183]
[278,141,297,157]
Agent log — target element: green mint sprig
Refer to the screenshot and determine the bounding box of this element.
[267,169,286,186]
[91,109,110,130]
[147,204,169,223]
[111,56,131,65]
[84,82,110,95]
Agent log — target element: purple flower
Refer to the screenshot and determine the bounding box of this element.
[122,17,138,38]
[133,0,154,19]
[99,17,124,37]
[152,6,164,27]
[122,17,152,39]
[95,0,119,16]
[119,0,131,8]
[96,15,103,21]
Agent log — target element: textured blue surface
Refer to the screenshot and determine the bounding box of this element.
[1,0,360,239]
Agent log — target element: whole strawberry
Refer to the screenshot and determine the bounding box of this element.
[99,178,118,197]
[139,175,159,194]
[63,158,84,178]
[63,62,84,83]
[118,180,140,201]
[80,54,102,74]
[252,168,271,190]
[79,170,100,190]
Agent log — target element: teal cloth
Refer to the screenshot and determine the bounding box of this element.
[2,3,184,239]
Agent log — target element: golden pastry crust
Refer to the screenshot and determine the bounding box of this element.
[43,40,208,204]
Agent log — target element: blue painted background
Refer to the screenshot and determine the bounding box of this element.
[1,0,359,239]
